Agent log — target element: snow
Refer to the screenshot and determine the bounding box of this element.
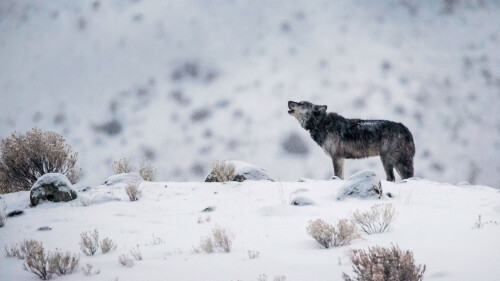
[31,173,73,191]
[103,173,143,186]
[1,179,500,280]
[229,160,276,182]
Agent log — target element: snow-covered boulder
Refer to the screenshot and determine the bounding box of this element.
[30,173,77,206]
[336,170,382,200]
[104,172,143,186]
[205,160,276,182]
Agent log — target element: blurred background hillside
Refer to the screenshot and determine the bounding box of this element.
[0,0,499,187]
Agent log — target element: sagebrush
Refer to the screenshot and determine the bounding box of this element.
[112,158,135,174]
[112,157,158,181]
[118,254,135,267]
[209,161,236,182]
[342,244,426,281]
[5,239,40,259]
[48,249,80,276]
[100,237,117,254]
[80,229,100,256]
[0,202,6,227]
[22,240,52,280]
[0,128,81,192]
[195,225,235,253]
[125,182,142,201]
[307,218,359,248]
[351,204,396,235]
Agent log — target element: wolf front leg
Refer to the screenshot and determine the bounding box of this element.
[332,157,345,179]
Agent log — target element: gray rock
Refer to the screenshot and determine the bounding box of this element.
[37,226,52,231]
[30,173,78,206]
[336,170,382,200]
[202,206,216,212]
[7,210,24,217]
[290,196,315,206]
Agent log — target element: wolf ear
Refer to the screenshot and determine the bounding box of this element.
[314,105,327,112]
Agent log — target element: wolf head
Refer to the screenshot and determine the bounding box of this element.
[288,101,327,128]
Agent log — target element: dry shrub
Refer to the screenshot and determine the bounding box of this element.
[351,204,396,235]
[0,202,6,227]
[210,161,236,182]
[118,254,135,267]
[129,245,142,260]
[112,157,158,182]
[307,219,359,248]
[473,214,498,229]
[22,241,52,280]
[139,158,158,181]
[211,225,235,253]
[100,237,117,254]
[48,249,80,276]
[342,244,426,281]
[112,158,134,174]
[198,237,214,254]
[82,264,100,276]
[0,128,81,192]
[5,239,41,259]
[125,182,142,201]
[80,229,100,256]
[248,250,260,259]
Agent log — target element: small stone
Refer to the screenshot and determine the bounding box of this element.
[7,210,24,217]
[202,206,216,212]
[37,226,52,231]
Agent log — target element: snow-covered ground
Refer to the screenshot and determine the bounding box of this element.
[1,0,500,188]
[1,177,500,280]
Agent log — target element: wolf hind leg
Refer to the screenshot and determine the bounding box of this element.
[380,156,395,182]
[395,158,414,180]
[333,157,345,180]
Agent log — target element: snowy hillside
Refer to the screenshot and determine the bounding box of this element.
[1,0,500,187]
[1,177,500,280]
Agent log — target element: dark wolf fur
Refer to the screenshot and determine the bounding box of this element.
[288,101,415,181]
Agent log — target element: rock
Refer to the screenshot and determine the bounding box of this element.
[205,160,276,182]
[7,210,24,217]
[30,173,78,206]
[290,196,315,206]
[336,170,382,200]
[37,226,52,231]
[330,176,341,181]
[104,172,143,186]
[202,206,216,212]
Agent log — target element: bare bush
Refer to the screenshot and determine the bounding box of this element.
[82,264,100,276]
[112,158,134,174]
[0,202,6,227]
[0,128,81,192]
[342,244,426,281]
[6,239,42,259]
[307,219,359,248]
[129,245,142,260]
[209,161,236,182]
[22,241,52,280]
[100,237,117,254]
[48,249,79,276]
[80,229,100,256]
[212,225,235,253]
[125,182,142,201]
[248,250,260,259]
[351,204,396,235]
[139,158,158,181]
[118,254,135,267]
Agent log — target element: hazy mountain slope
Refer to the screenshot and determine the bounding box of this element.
[0,0,499,187]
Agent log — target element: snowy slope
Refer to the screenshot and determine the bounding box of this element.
[1,178,500,281]
[1,0,500,187]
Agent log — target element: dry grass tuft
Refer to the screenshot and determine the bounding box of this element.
[139,158,158,181]
[129,245,142,261]
[118,254,135,267]
[351,204,396,235]
[342,244,426,281]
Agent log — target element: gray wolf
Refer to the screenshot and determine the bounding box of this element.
[288,101,415,181]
